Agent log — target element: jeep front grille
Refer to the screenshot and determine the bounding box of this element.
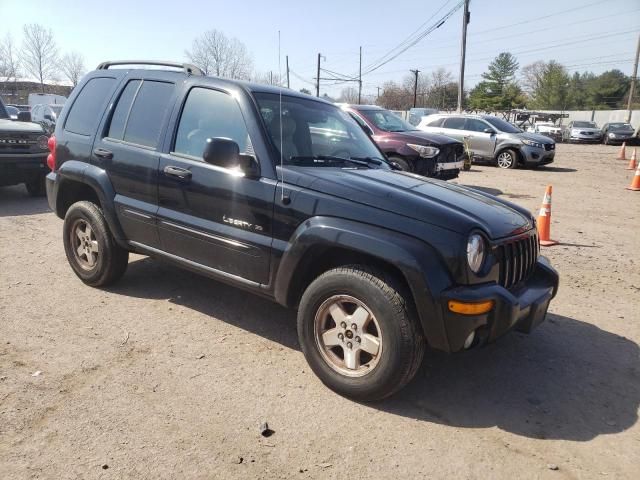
[497,231,538,289]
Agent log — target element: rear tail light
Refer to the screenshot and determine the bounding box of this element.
[47,135,56,171]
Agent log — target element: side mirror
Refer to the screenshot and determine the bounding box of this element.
[17,111,31,122]
[483,128,496,135]
[203,137,260,178]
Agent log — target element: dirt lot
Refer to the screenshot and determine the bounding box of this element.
[1,143,639,479]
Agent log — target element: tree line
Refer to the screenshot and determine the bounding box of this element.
[1,25,634,112]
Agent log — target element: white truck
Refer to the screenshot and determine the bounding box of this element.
[28,93,66,108]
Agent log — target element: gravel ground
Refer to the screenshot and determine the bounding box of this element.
[1,143,639,479]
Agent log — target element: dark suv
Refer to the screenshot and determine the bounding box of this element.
[341,104,464,179]
[0,97,50,196]
[46,61,559,400]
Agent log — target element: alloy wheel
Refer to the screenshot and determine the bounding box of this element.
[497,151,514,168]
[70,219,99,270]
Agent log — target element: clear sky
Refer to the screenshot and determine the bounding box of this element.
[2,0,639,98]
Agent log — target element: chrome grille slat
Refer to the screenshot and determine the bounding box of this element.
[498,232,538,289]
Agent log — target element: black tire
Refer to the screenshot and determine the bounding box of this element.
[496,149,518,169]
[25,175,46,197]
[297,265,425,401]
[63,201,129,287]
[388,156,412,172]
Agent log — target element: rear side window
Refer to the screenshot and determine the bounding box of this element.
[107,80,141,140]
[443,117,466,130]
[124,81,173,147]
[173,87,250,158]
[425,117,444,127]
[64,77,116,136]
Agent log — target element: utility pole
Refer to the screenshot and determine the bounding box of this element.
[377,86,381,99]
[627,33,639,123]
[410,69,420,108]
[316,53,321,97]
[358,46,363,105]
[457,0,470,112]
[286,55,290,89]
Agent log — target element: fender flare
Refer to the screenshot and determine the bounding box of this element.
[55,160,127,245]
[273,216,454,352]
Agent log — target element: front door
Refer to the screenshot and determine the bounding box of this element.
[157,87,275,285]
[463,118,497,159]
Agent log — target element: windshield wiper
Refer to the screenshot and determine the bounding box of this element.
[349,156,385,165]
[288,155,374,168]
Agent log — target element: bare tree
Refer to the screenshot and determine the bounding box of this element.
[22,24,58,93]
[60,52,86,87]
[185,29,253,80]
[338,86,359,104]
[253,71,283,86]
[521,60,546,94]
[0,34,20,83]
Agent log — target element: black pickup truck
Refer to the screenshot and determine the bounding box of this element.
[0,98,50,196]
[46,61,559,400]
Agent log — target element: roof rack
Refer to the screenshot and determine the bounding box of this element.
[96,60,204,76]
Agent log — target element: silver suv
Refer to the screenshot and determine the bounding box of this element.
[418,114,555,169]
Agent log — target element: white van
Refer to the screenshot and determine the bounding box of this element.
[28,93,67,108]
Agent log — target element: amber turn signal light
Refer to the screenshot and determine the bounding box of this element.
[448,299,494,315]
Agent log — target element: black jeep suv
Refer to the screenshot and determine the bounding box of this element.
[0,97,50,196]
[46,61,559,400]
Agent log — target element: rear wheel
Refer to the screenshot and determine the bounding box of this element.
[63,201,129,287]
[297,266,425,401]
[496,149,517,169]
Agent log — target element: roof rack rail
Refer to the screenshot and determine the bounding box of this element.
[95,60,204,76]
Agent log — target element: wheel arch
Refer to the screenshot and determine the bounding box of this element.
[494,145,523,165]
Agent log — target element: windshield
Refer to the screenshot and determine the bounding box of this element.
[573,121,597,128]
[484,116,522,133]
[51,105,63,116]
[609,123,633,131]
[254,93,388,168]
[359,109,417,132]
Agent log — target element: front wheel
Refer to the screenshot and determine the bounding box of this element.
[496,149,518,169]
[297,266,425,401]
[388,156,412,172]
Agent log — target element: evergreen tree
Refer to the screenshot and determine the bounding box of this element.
[469,52,524,110]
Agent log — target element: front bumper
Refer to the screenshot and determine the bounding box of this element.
[568,134,602,143]
[521,146,555,166]
[439,256,559,352]
[0,152,48,187]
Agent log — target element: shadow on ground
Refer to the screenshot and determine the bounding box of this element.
[109,257,639,442]
[536,166,578,173]
[0,185,50,217]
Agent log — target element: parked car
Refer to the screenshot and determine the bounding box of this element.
[561,120,602,143]
[418,114,555,169]
[5,105,19,120]
[46,60,558,401]
[531,121,562,141]
[408,107,439,126]
[0,97,50,196]
[340,104,464,179]
[601,122,636,145]
[31,104,63,134]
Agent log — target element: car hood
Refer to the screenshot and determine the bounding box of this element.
[392,130,462,146]
[285,167,534,239]
[517,132,555,143]
[0,119,45,134]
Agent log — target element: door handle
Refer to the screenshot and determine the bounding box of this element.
[163,165,192,180]
[93,148,113,159]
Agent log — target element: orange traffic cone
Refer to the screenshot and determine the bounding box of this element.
[626,148,637,170]
[537,185,558,246]
[617,142,627,160]
[626,162,640,191]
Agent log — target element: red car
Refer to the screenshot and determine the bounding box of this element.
[340,104,464,180]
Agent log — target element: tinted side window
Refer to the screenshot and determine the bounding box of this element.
[107,80,141,140]
[465,118,489,132]
[426,117,444,127]
[174,88,250,159]
[123,81,173,148]
[443,117,466,130]
[64,77,116,136]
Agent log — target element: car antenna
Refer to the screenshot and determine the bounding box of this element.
[278,30,290,205]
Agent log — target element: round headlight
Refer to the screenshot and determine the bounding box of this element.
[467,233,485,274]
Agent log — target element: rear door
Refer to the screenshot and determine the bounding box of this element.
[156,86,275,284]
[91,77,176,248]
[463,118,497,158]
